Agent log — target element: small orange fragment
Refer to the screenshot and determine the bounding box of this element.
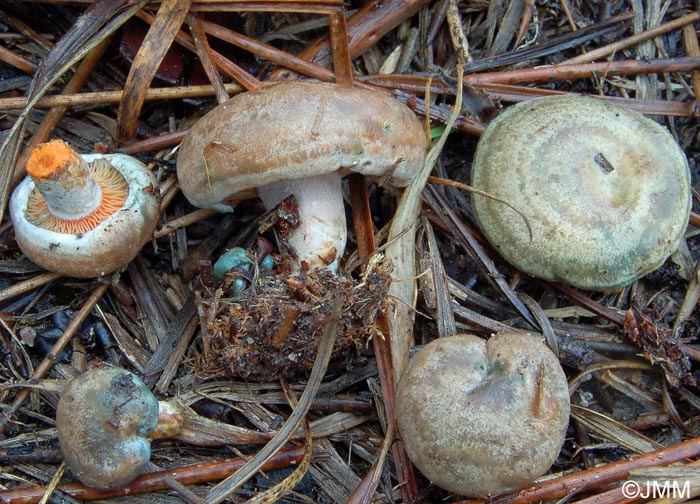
[26,139,81,179]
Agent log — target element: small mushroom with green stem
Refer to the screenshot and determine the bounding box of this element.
[395,333,570,497]
[470,95,691,291]
[176,80,426,274]
[9,139,160,278]
[56,366,271,489]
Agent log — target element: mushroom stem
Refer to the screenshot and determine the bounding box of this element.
[257,171,347,273]
[26,139,102,219]
[151,399,272,446]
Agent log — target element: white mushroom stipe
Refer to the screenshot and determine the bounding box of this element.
[31,151,103,219]
[257,171,346,272]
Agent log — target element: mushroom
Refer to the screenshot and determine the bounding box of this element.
[56,366,270,489]
[176,80,426,273]
[56,366,159,489]
[395,333,570,497]
[9,140,160,278]
[470,95,691,291]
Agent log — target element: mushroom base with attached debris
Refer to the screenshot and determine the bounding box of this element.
[196,261,392,381]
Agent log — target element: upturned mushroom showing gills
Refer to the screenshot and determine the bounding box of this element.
[470,95,691,291]
[176,80,426,273]
[395,333,570,497]
[10,140,159,278]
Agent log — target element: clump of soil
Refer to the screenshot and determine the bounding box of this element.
[196,262,392,381]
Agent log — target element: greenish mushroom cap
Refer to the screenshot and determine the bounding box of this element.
[470,95,691,291]
[56,367,159,489]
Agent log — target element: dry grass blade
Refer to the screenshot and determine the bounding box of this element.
[422,217,457,338]
[562,11,700,65]
[186,14,229,104]
[345,421,396,504]
[571,405,664,454]
[463,12,634,73]
[245,382,314,504]
[117,0,192,142]
[0,0,148,225]
[672,262,700,337]
[424,183,539,329]
[204,298,342,504]
[384,66,463,383]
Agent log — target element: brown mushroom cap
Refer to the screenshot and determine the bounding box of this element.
[395,333,570,497]
[176,80,427,210]
[470,95,691,291]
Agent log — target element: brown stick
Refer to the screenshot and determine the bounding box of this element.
[0,272,61,304]
[271,0,431,76]
[561,11,700,65]
[348,173,419,503]
[198,17,336,81]
[329,11,353,85]
[136,9,262,92]
[0,446,305,504]
[0,44,37,74]
[465,57,700,85]
[0,84,244,111]
[365,57,700,88]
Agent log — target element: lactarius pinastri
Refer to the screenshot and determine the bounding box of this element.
[10,140,159,278]
[176,80,426,273]
[56,366,160,489]
[470,95,691,291]
[395,333,570,497]
[56,366,270,489]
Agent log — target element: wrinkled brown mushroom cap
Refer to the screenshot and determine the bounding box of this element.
[56,367,159,489]
[176,80,426,209]
[470,95,691,291]
[395,333,570,497]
